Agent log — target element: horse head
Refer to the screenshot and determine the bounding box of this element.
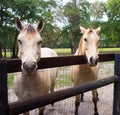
[79,26,100,66]
[16,17,43,75]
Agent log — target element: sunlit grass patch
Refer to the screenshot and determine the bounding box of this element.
[7,74,14,88]
[99,47,120,53]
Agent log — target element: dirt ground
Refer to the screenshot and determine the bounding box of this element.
[9,84,113,115]
[45,84,113,115]
[8,62,114,115]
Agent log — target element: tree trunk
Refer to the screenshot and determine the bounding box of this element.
[11,31,18,58]
[72,34,78,54]
[0,45,3,58]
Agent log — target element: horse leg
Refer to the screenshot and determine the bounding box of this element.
[92,90,99,115]
[97,91,99,101]
[50,83,55,106]
[39,107,45,115]
[75,94,80,115]
[80,93,84,102]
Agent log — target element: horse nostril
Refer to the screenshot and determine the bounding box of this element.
[31,62,36,70]
[23,62,27,69]
[90,57,93,62]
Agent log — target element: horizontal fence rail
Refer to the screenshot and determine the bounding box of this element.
[9,75,118,115]
[7,53,114,73]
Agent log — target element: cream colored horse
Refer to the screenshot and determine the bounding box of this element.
[70,26,100,115]
[14,18,58,115]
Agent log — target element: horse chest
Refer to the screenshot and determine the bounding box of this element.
[74,65,98,84]
[20,79,41,97]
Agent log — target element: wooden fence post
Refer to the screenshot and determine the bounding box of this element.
[0,59,9,115]
[113,54,120,115]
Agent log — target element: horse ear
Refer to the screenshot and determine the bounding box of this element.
[37,20,44,32]
[16,17,24,31]
[80,26,86,33]
[95,27,101,34]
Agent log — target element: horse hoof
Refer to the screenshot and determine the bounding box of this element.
[94,112,99,115]
[75,109,78,115]
[75,112,78,115]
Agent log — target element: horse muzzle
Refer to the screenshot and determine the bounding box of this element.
[22,61,37,75]
[88,56,99,66]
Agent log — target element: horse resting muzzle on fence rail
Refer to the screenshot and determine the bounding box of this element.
[70,26,100,115]
[14,17,58,115]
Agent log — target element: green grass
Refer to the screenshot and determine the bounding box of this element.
[56,74,72,88]
[99,48,120,53]
[54,48,71,54]
[7,74,14,88]
[2,47,120,58]
[54,47,120,54]
[2,52,11,58]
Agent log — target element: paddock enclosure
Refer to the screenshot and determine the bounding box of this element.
[0,53,120,115]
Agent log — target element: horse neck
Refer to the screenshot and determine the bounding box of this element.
[22,71,39,81]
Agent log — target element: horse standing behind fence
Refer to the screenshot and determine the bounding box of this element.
[70,26,100,115]
[14,18,58,115]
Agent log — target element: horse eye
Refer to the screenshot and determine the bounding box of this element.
[18,39,22,45]
[84,38,87,42]
[37,40,42,45]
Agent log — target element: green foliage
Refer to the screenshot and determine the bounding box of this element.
[107,0,120,20]
[61,0,90,53]
[90,1,106,21]
[0,0,120,56]
[102,0,120,47]
[0,0,58,57]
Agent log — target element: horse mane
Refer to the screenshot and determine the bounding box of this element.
[77,37,83,55]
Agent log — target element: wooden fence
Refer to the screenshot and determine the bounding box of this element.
[0,53,120,115]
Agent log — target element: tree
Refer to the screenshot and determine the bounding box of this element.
[106,0,120,47]
[0,0,14,57]
[90,1,106,21]
[63,0,90,53]
[11,0,57,57]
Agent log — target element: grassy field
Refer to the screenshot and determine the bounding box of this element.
[54,47,120,54]
[3,47,120,58]
[99,47,120,53]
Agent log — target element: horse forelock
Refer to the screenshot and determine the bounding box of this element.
[20,24,38,40]
[86,27,93,34]
[89,28,93,33]
[85,28,99,39]
[24,25,36,34]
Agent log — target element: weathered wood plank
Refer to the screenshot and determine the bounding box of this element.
[7,53,114,73]
[0,59,9,115]
[113,54,120,115]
